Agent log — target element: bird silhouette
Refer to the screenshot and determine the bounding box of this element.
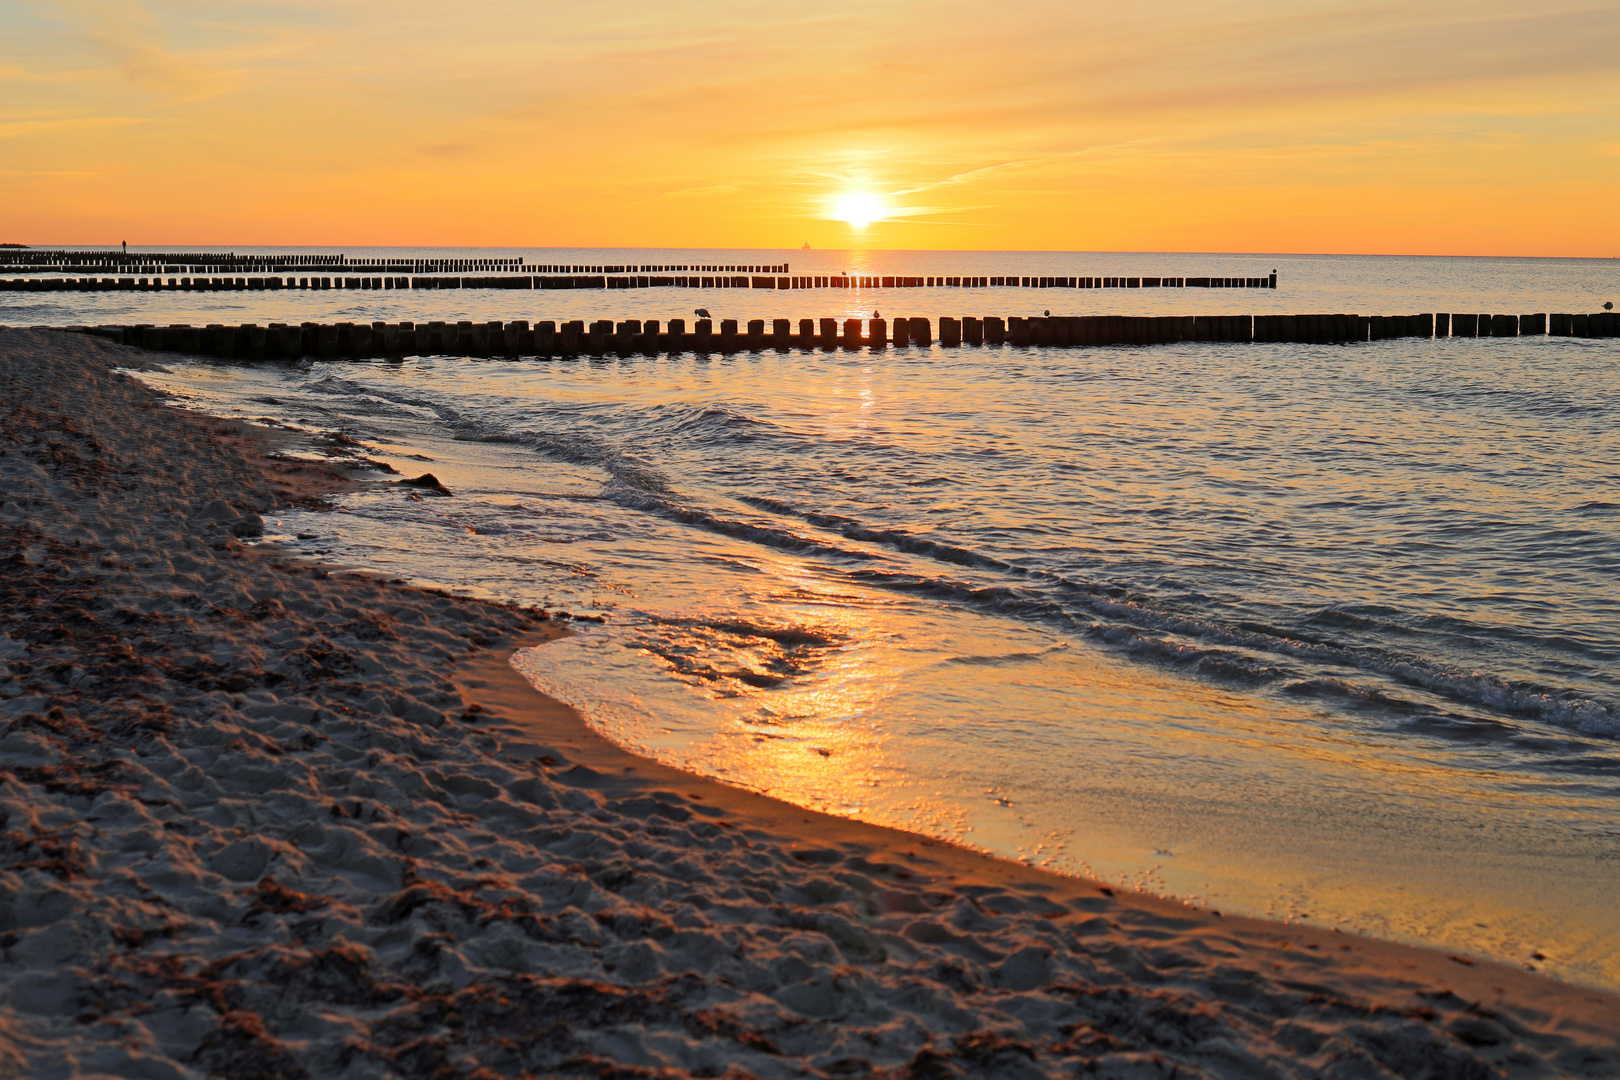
[694,308,712,319]
[1606,302,1615,311]
[1044,310,1051,316]
[872,310,881,317]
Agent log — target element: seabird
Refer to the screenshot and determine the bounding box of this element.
[872,310,881,317]
[694,308,712,319]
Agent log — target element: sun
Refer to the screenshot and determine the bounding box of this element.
[833,193,886,228]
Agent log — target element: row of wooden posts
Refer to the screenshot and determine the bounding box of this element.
[66,311,1620,359]
[0,252,791,275]
[0,271,1276,293]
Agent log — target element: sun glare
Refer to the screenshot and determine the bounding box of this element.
[834,193,885,228]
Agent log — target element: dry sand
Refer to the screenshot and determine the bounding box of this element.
[0,326,1615,1079]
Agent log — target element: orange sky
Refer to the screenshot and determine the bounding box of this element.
[3,0,1618,255]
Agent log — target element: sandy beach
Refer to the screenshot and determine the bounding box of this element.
[1,326,1616,1079]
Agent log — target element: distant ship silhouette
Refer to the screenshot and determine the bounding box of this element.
[802,242,810,250]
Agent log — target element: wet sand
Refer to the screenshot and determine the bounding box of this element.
[0,326,1615,1078]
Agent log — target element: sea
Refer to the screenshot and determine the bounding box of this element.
[9,247,1619,989]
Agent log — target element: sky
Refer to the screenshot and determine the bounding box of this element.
[2,0,1618,254]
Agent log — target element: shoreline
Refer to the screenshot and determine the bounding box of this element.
[1,326,1615,1078]
[467,642,1620,1010]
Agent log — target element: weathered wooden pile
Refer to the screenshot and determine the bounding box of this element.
[57,310,1619,359]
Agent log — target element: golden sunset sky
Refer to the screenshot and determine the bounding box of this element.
[3,0,1618,254]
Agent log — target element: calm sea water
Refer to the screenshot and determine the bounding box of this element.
[19,249,1620,989]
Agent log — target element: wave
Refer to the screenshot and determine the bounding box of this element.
[300,367,1620,740]
[735,506,1620,738]
[1404,379,1615,422]
[943,642,1069,667]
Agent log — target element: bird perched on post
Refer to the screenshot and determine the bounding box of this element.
[694,308,712,319]
[1044,310,1051,316]
[1605,302,1614,311]
[872,310,881,318]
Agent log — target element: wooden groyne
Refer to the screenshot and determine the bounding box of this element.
[41,311,1618,359]
[0,271,1278,293]
[0,251,790,276]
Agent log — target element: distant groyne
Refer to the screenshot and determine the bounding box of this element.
[0,252,1277,294]
[0,252,781,275]
[38,311,1618,359]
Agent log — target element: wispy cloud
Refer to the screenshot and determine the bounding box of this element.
[0,114,149,138]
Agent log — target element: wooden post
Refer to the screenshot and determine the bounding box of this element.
[557,320,582,354]
[614,320,638,353]
[940,317,961,346]
[315,323,339,358]
[276,323,302,359]
[984,317,1005,345]
[842,319,861,348]
[166,325,199,354]
[239,324,265,361]
[533,321,555,356]
[505,320,529,356]
[583,320,608,353]
[748,319,767,350]
[1549,313,1572,336]
[772,318,791,350]
[798,319,815,348]
[370,321,394,357]
[348,323,373,358]
[962,317,982,345]
[869,318,887,349]
[1520,313,1545,336]
[818,318,838,348]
